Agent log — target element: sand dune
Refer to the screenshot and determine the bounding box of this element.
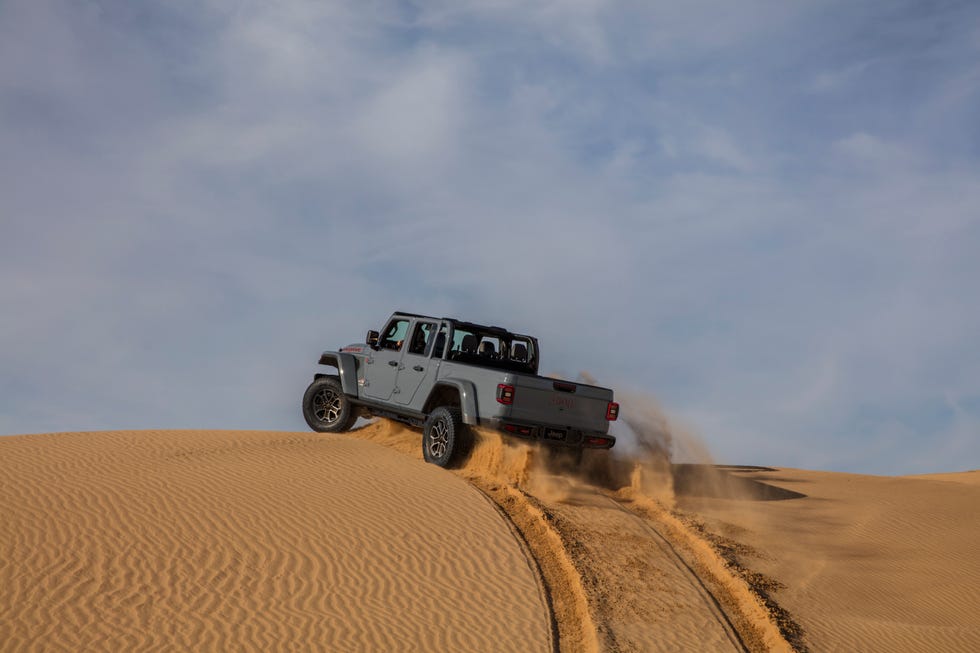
[0,430,551,652]
[3,425,978,652]
[904,470,980,485]
[675,466,980,652]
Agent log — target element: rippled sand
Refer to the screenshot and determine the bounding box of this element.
[3,426,978,652]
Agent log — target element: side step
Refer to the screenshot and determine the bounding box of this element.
[349,398,426,429]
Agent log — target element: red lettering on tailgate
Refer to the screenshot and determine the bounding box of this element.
[551,396,575,409]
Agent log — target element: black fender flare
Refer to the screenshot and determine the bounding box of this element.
[426,378,479,426]
[315,352,359,396]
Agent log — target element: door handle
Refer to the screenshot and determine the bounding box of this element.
[413,365,424,372]
[388,360,398,367]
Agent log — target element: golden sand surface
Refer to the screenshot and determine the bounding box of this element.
[3,425,978,652]
[0,429,551,652]
[675,466,980,651]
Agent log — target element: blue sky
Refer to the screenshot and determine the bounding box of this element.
[2,0,978,474]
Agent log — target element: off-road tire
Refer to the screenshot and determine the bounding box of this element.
[422,407,469,468]
[302,377,356,433]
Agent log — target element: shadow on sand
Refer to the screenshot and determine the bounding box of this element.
[672,464,807,501]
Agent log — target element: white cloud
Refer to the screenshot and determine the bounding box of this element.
[692,126,755,172]
[832,132,914,168]
[354,48,468,173]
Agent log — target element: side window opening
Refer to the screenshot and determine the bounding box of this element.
[380,319,410,351]
[478,337,500,359]
[445,326,536,373]
[509,338,530,363]
[408,322,437,356]
[451,328,478,354]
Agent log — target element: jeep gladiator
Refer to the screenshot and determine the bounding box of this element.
[302,311,618,467]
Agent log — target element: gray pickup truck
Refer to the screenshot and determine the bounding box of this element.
[302,311,618,467]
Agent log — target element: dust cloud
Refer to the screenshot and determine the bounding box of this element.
[457,374,717,507]
[354,373,733,506]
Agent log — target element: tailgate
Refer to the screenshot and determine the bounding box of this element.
[509,376,613,433]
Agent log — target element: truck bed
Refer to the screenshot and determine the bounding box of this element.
[438,361,615,448]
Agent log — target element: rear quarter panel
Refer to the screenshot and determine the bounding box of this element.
[436,362,510,422]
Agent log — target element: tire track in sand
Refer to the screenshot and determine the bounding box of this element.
[595,492,748,651]
[467,474,750,652]
[439,426,795,652]
[356,420,788,652]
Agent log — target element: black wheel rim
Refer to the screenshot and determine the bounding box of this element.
[312,387,343,425]
[427,417,450,460]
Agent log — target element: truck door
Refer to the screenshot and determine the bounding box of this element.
[361,316,409,402]
[393,320,441,407]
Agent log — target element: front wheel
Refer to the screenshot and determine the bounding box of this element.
[422,407,468,468]
[302,377,356,433]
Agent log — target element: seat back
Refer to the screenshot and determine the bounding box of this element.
[461,334,479,353]
[478,340,496,357]
[511,343,527,362]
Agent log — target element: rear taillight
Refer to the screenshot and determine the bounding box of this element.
[605,402,619,421]
[496,384,515,405]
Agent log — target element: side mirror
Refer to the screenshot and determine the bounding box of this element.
[366,330,380,348]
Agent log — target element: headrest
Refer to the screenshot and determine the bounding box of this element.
[478,340,496,356]
[461,334,479,353]
[511,343,527,361]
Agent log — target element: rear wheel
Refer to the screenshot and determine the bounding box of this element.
[302,377,356,433]
[422,407,468,468]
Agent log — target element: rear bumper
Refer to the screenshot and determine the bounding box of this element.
[483,418,616,449]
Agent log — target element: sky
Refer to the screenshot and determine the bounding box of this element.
[2,0,979,475]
